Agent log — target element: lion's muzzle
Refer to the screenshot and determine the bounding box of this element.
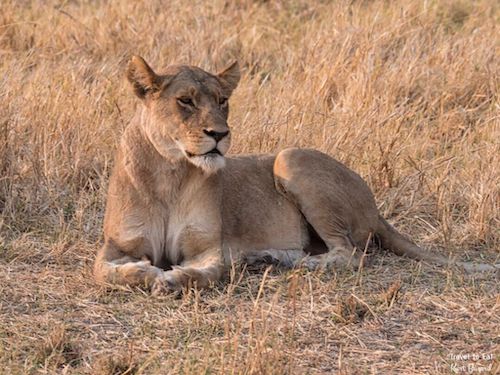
[203,129,229,142]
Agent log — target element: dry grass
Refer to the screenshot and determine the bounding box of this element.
[0,0,499,373]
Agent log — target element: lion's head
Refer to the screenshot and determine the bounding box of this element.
[126,55,240,173]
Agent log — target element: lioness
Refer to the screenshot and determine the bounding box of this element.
[94,56,496,292]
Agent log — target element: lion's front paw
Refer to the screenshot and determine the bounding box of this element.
[113,260,164,287]
[151,270,183,296]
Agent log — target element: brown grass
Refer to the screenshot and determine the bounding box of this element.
[0,0,499,373]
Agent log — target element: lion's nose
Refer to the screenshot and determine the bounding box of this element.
[203,129,229,142]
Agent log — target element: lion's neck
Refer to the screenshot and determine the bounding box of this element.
[120,109,208,204]
[136,107,185,164]
[120,112,188,202]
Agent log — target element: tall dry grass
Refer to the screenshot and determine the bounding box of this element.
[0,0,498,373]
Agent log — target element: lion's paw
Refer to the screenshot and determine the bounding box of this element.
[151,270,183,296]
[300,253,357,271]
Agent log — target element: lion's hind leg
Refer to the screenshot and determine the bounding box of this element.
[243,247,360,271]
[273,148,373,271]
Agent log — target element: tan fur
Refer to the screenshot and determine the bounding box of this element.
[94,57,497,293]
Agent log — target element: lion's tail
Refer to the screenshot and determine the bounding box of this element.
[376,215,498,273]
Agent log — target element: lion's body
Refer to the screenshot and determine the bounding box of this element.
[94,57,496,293]
[222,154,308,258]
[221,150,382,258]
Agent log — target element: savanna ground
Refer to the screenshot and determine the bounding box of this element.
[0,0,499,373]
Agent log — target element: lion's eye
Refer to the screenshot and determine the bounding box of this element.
[219,97,228,107]
[177,97,194,107]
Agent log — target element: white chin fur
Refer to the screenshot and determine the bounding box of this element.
[189,154,226,173]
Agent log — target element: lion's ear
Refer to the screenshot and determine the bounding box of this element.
[126,55,161,99]
[217,61,240,94]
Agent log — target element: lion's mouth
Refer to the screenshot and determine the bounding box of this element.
[204,148,222,156]
[186,148,222,158]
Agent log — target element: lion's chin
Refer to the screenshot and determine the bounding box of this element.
[188,154,226,174]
